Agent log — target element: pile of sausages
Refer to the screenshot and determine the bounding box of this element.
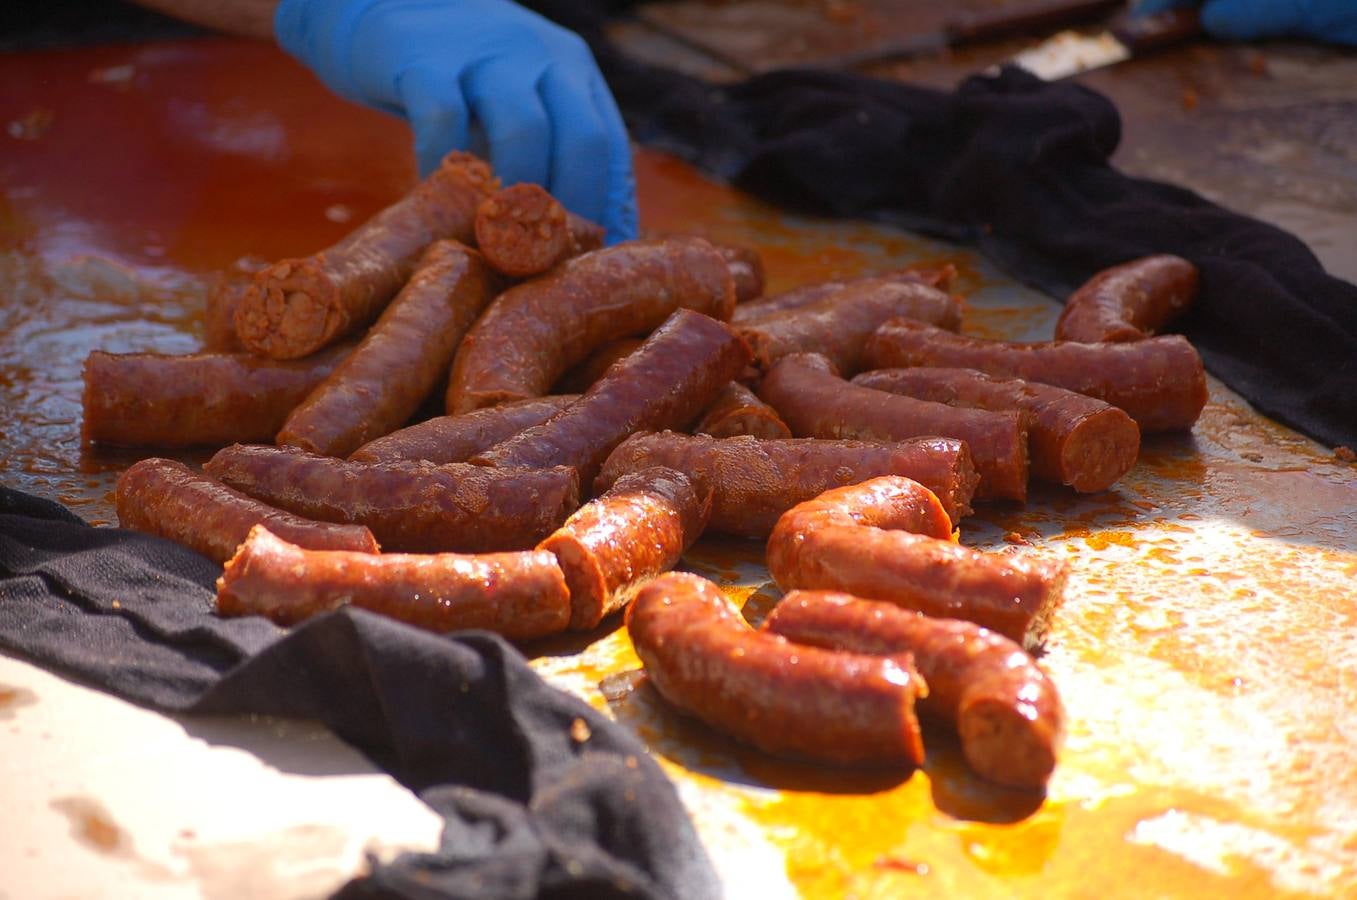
[86,150,1206,790]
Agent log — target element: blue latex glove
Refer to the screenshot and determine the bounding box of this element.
[274,0,638,243]
[1133,0,1357,46]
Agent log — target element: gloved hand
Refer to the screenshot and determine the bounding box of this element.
[274,0,638,243]
[1133,0,1357,46]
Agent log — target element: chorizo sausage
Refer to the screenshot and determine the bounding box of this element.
[625,572,927,767]
[862,319,1208,433]
[1055,254,1198,343]
[82,345,350,449]
[116,458,379,563]
[713,243,765,303]
[204,443,579,553]
[217,526,570,640]
[694,382,792,440]
[760,353,1030,503]
[349,395,578,465]
[595,431,978,535]
[234,151,496,359]
[538,467,711,631]
[473,183,604,278]
[202,274,249,352]
[763,591,1063,790]
[471,309,752,486]
[766,476,1067,645]
[553,338,643,393]
[276,241,501,458]
[446,237,736,414]
[852,367,1140,493]
[730,265,957,324]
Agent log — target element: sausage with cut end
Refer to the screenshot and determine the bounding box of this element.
[1055,254,1198,343]
[349,395,578,464]
[473,183,604,278]
[693,382,792,440]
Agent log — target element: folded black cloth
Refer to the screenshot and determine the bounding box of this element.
[0,485,720,900]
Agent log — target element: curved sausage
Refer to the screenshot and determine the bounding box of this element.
[218,526,570,640]
[596,431,978,535]
[694,381,792,440]
[471,309,752,486]
[852,367,1140,493]
[625,572,927,767]
[730,265,957,324]
[116,458,379,563]
[82,345,350,449]
[204,443,579,553]
[1055,254,1198,343]
[539,467,711,631]
[763,591,1063,790]
[446,237,736,414]
[349,395,578,465]
[863,319,1208,433]
[473,183,604,278]
[553,338,644,393]
[760,353,1030,503]
[766,476,1067,646]
[202,274,248,352]
[714,243,765,303]
[276,241,501,458]
[234,151,496,359]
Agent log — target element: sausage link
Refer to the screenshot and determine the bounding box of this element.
[763,591,1063,789]
[863,319,1208,433]
[731,265,957,324]
[760,353,1030,502]
[539,467,711,630]
[1055,254,1199,343]
[205,444,579,553]
[625,572,927,767]
[82,346,349,449]
[553,338,644,393]
[694,381,792,440]
[713,243,765,303]
[116,458,379,563]
[471,309,752,487]
[766,477,1067,645]
[473,183,604,278]
[276,241,501,457]
[202,274,248,351]
[446,237,736,413]
[595,431,978,536]
[218,526,569,640]
[235,151,496,359]
[349,395,578,464]
[852,367,1140,493]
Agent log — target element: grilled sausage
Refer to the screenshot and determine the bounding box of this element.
[694,381,792,440]
[473,183,604,278]
[1055,254,1198,343]
[349,395,578,465]
[730,265,957,324]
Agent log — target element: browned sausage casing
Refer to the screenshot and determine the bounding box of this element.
[218,526,570,640]
[863,319,1208,433]
[694,381,792,440]
[766,477,1067,645]
[82,346,350,448]
[760,353,1030,502]
[205,443,579,553]
[595,431,978,535]
[202,274,249,352]
[730,265,957,324]
[553,338,643,393]
[713,243,765,303]
[471,309,752,486]
[539,467,711,630]
[763,591,1063,790]
[852,367,1140,493]
[116,458,379,563]
[446,237,736,414]
[235,151,497,359]
[276,241,501,457]
[349,395,578,465]
[626,572,927,767]
[1055,254,1199,343]
[473,183,604,278]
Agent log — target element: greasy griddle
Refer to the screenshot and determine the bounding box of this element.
[2,38,1355,898]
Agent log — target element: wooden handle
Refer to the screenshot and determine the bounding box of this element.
[945,0,1126,45]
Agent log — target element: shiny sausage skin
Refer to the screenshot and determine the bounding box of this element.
[553,338,643,393]
[202,275,249,351]
[760,353,1030,503]
[446,237,736,414]
[473,183,604,278]
[694,381,792,440]
[713,243,765,303]
[738,279,961,375]
[349,395,578,465]
[539,467,711,630]
[472,309,752,487]
[625,573,927,767]
[82,346,350,449]
[235,151,496,359]
[205,443,579,553]
[596,431,978,535]
[1055,254,1198,343]
[853,367,1140,493]
[766,477,1067,645]
[116,458,379,563]
[730,265,957,324]
[863,319,1208,433]
[277,241,501,458]
[763,591,1063,789]
[217,526,569,640]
